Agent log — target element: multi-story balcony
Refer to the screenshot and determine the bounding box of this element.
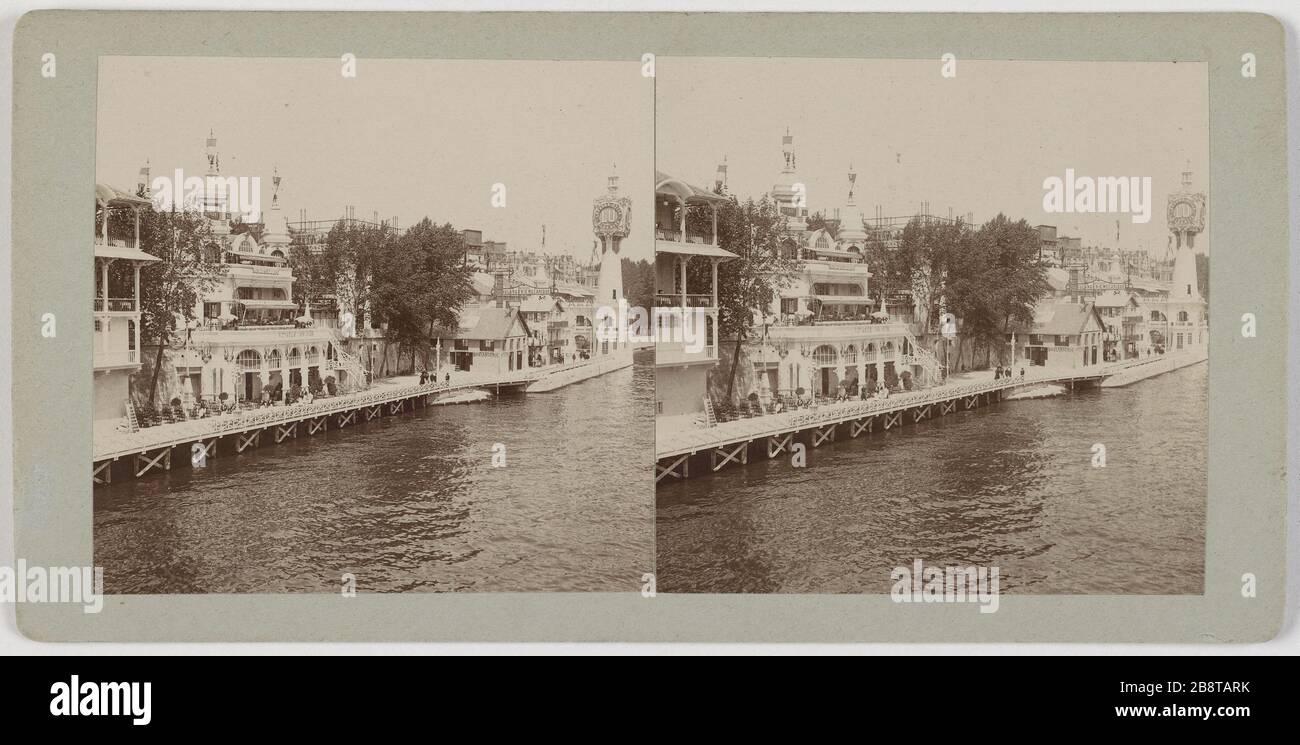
[656,340,718,367]
[190,326,336,346]
[765,320,910,343]
[93,297,139,313]
[226,262,294,281]
[654,293,716,309]
[93,349,140,370]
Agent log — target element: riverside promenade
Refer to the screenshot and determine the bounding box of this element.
[655,350,1207,483]
[94,355,631,485]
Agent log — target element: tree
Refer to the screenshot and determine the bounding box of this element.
[369,217,474,374]
[320,220,379,329]
[621,256,655,312]
[866,213,1046,370]
[108,202,225,404]
[685,194,801,402]
[804,210,838,238]
[1195,253,1209,302]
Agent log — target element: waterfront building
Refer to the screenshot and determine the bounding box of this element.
[654,171,735,416]
[160,133,363,404]
[755,163,942,398]
[518,295,569,365]
[93,184,158,424]
[448,306,531,374]
[1014,300,1107,370]
[1093,291,1150,360]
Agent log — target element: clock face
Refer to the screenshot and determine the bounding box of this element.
[597,205,621,223]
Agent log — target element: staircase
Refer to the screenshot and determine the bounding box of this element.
[900,328,943,385]
[702,396,718,427]
[326,331,368,391]
[124,400,140,433]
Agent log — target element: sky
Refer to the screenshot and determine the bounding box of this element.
[97,57,654,260]
[656,58,1210,256]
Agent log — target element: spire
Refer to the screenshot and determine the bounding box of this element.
[1181,159,1193,189]
[847,163,857,205]
[607,162,619,194]
[205,128,219,175]
[262,167,290,249]
[715,155,728,192]
[782,127,796,173]
[138,159,151,198]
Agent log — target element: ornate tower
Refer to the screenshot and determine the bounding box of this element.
[1167,165,1206,302]
[837,163,868,248]
[262,167,291,253]
[203,129,230,235]
[770,127,808,237]
[592,166,631,355]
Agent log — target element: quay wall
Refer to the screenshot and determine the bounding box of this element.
[526,354,633,392]
[1100,350,1207,388]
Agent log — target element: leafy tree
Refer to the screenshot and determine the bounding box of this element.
[1195,252,1209,302]
[948,215,1047,367]
[621,256,655,312]
[107,201,225,404]
[866,214,1046,370]
[685,194,801,402]
[369,218,474,374]
[320,220,379,329]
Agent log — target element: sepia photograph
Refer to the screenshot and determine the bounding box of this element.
[90,56,654,593]
[654,58,1210,597]
[4,4,1294,659]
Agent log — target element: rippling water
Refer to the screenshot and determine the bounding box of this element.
[95,350,654,594]
[656,363,1206,595]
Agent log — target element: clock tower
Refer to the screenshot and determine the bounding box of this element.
[592,167,631,355]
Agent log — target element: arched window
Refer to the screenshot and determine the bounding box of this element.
[842,344,857,364]
[812,345,837,366]
[863,343,877,362]
[236,349,260,370]
[1177,311,1189,323]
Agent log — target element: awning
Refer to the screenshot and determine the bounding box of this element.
[94,244,159,263]
[815,294,874,305]
[237,300,298,310]
[654,241,738,259]
[235,278,288,289]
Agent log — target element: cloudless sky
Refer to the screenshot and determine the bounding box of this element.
[97,57,654,260]
[657,58,1209,256]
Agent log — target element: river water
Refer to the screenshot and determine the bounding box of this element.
[94,349,654,594]
[656,362,1207,595]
